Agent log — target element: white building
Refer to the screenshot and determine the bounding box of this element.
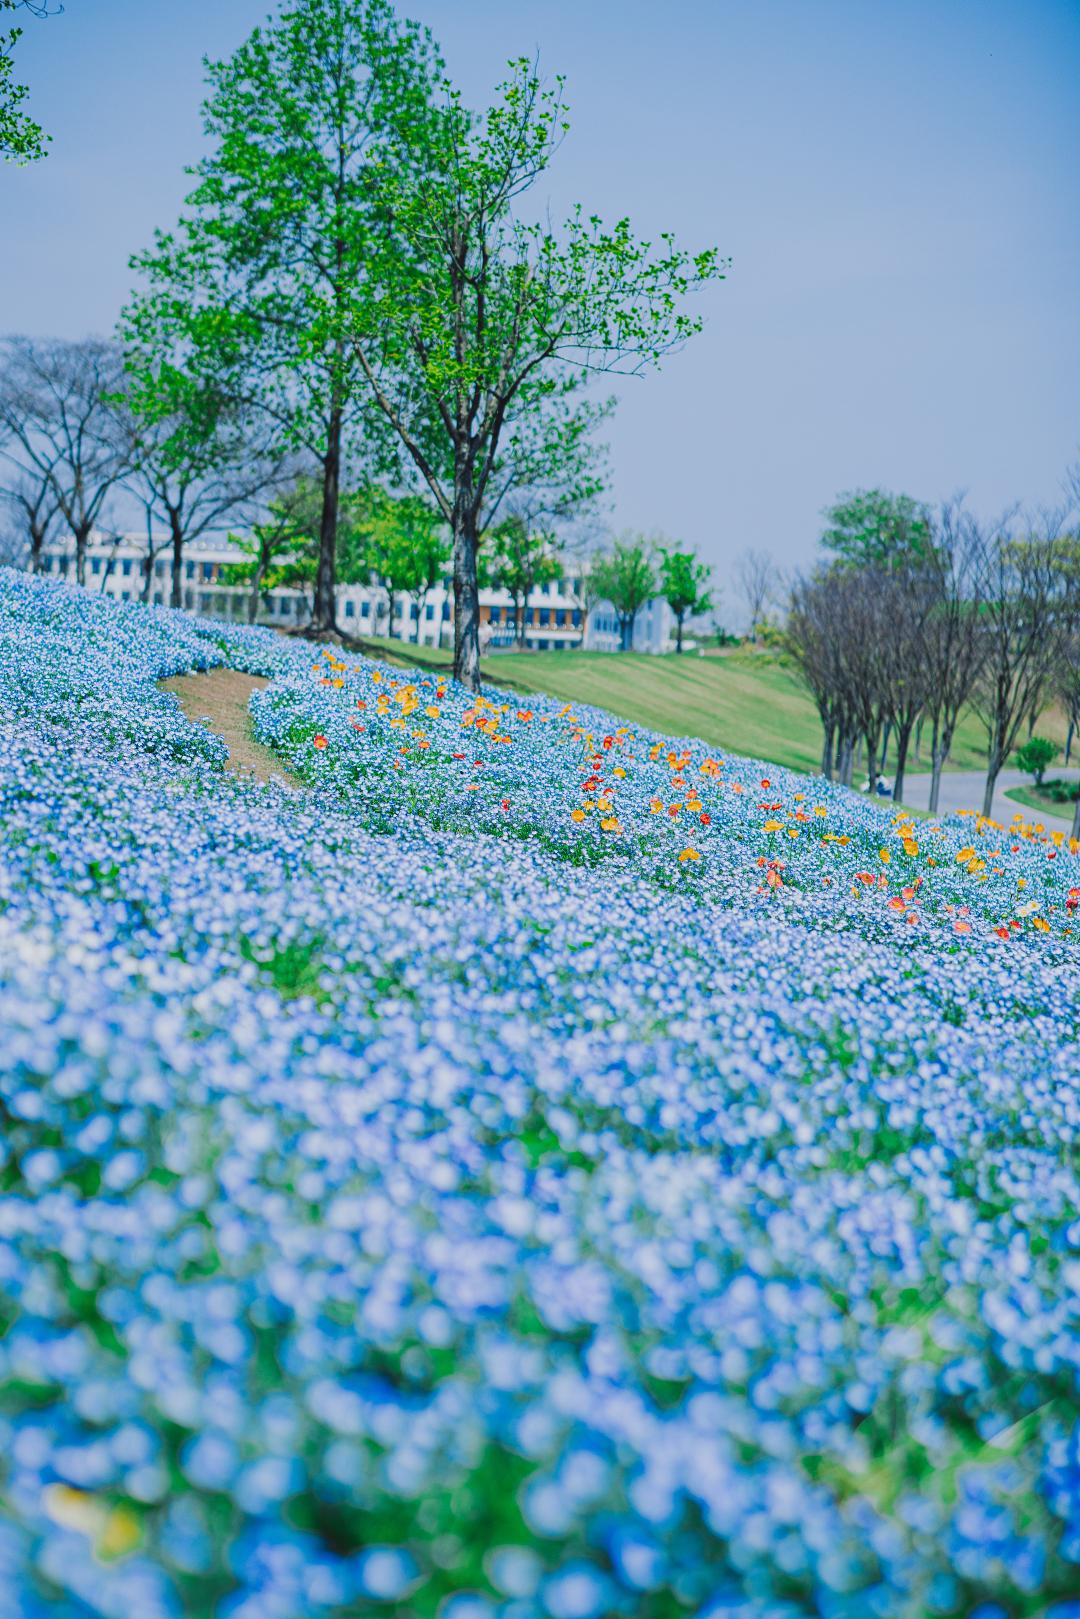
[38,531,678,655]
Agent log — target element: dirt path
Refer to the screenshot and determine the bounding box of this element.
[161,668,300,788]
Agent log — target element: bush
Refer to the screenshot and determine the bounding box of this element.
[1014,733,1058,785]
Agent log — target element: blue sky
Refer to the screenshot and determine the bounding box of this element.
[4,0,1078,617]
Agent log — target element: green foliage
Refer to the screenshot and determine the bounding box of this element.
[1,1,48,163]
[1014,734,1058,786]
[591,537,656,649]
[485,516,561,643]
[220,478,323,612]
[124,0,444,626]
[821,488,932,568]
[658,544,712,651]
[348,51,725,684]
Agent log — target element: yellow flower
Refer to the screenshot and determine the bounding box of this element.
[813,806,828,816]
[600,816,620,833]
[424,705,441,719]
[902,839,919,857]
[612,766,626,778]
[678,848,702,862]
[956,847,976,862]
[570,808,586,823]
[763,819,784,832]
[878,849,890,864]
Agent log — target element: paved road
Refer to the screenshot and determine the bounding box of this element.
[900,767,1079,825]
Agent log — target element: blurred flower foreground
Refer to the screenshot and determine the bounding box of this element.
[1,568,1079,1619]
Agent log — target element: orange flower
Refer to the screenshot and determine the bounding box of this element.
[887,897,906,912]
[570,808,586,823]
[700,812,711,826]
[953,920,972,934]
[313,734,328,750]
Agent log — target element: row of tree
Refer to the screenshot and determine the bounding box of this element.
[785,488,1080,834]
[0,336,720,652]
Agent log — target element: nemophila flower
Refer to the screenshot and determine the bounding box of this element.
[0,567,1078,1617]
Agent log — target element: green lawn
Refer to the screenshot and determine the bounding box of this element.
[1004,782,1078,824]
[352,634,1070,779]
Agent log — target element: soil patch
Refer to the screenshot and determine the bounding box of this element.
[161,667,300,788]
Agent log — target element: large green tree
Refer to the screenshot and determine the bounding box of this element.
[592,536,656,651]
[821,488,933,569]
[658,543,712,653]
[125,0,441,631]
[349,56,724,689]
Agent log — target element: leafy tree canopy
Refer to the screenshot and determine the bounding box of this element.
[821,488,933,569]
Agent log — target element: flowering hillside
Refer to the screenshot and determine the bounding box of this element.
[1,567,1079,1619]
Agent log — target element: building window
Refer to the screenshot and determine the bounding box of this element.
[185,562,195,580]
[121,558,132,576]
[555,609,566,628]
[361,600,370,618]
[572,609,582,627]
[344,599,355,618]
[155,560,167,578]
[539,608,550,627]
[425,603,434,621]
[121,589,131,601]
[442,602,450,621]
[91,558,102,575]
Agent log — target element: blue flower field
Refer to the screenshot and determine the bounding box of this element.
[1,568,1079,1619]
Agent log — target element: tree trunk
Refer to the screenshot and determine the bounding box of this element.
[820,717,834,780]
[1071,791,1080,842]
[928,743,947,816]
[313,401,342,632]
[675,612,684,654]
[29,519,47,573]
[1066,719,1074,766]
[74,523,91,588]
[864,732,878,795]
[880,720,892,771]
[892,722,913,804]
[982,751,1002,819]
[452,505,481,691]
[169,510,184,609]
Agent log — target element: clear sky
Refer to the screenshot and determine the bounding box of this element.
[3,0,1079,620]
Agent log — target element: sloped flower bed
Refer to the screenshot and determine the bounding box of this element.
[1,568,1078,1619]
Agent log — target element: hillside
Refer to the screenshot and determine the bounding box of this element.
[1,570,1079,1618]
[357,634,1070,779]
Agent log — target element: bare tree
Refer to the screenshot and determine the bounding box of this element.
[0,457,61,572]
[735,547,778,640]
[785,571,846,778]
[916,501,987,813]
[972,509,1079,818]
[121,389,298,611]
[0,337,130,585]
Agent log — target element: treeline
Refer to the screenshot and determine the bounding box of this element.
[786,489,1080,832]
[0,335,719,652]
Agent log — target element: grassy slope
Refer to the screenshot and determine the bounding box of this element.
[356,635,1069,778]
[1004,782,1077,824]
